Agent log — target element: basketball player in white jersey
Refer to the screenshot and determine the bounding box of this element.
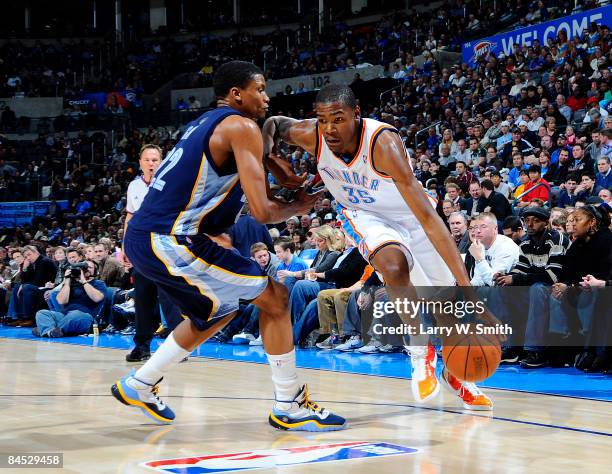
[262,84,493,410]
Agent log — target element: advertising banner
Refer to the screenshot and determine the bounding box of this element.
[462,6,612,67]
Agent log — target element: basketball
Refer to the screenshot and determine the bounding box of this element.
[442,327,501,382]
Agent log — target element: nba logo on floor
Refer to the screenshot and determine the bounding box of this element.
[142,442,419,473]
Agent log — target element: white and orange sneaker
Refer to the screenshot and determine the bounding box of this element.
[441,368,493,411]
[407,343,440,403]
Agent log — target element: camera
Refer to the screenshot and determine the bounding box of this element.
[69,262,90,280]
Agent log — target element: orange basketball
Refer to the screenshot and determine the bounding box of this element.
[442,326,501,382]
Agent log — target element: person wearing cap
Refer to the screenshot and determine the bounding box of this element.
[517,119,537,148]
[482,113,503,146]
[495,118,512,146]
[501,127,534,165]
[494,206,570,368]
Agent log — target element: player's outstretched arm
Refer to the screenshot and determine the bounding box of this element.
[262,116,318,155]
[261,117,318,190]
[373,130,472,287]
[228,117,320,223]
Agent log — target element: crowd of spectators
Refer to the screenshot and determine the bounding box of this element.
[1,0,611,374]
[1,1,600,100]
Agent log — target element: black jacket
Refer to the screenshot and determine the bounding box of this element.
[20,256,57,287]
[321,247,367,289]
[560,228,612,285]
[542,163,560,185]
[511,229,570,285]
[477,191,512,221]
[299,249,340,277]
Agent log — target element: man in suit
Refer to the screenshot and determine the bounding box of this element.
[462,180,483,217]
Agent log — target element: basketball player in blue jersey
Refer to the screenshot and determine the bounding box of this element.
[111,61,346,431]
[262,85,498,411]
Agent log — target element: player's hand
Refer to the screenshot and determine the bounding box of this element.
[293,187,326,215]
[267,150,306,190]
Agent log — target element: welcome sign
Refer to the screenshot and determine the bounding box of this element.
[462,5,612,68]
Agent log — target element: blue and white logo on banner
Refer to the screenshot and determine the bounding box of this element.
[142,442,419,473]
[462,6,612,68]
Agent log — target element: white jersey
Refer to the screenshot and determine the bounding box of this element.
[316,117,435,217]
[317,118,453,286]
[126,176,151,214]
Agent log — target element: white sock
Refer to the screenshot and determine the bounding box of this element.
[266,349,300,410]
[134,333,191,385]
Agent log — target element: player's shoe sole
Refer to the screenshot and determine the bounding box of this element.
[111,376,175,424]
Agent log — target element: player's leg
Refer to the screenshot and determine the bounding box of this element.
[251,278,346,432]
[406,225,493,410]
[113,231,240,423]
[113,306,236,424]
[369,244,440,403]
[339,207,441,402]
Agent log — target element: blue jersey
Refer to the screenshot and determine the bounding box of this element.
[129,107,246,236]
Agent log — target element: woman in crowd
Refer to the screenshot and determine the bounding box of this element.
[291,229,367,346]
[551,205,612,371]
[280,225,340,294]
[438,128,458,158]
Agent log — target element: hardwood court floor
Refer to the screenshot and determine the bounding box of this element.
[0,338,610,474]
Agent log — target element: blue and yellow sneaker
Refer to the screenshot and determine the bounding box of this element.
[111,371,175,424]
[268,385,347,432]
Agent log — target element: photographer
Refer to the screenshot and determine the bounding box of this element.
[32,260,107,337]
